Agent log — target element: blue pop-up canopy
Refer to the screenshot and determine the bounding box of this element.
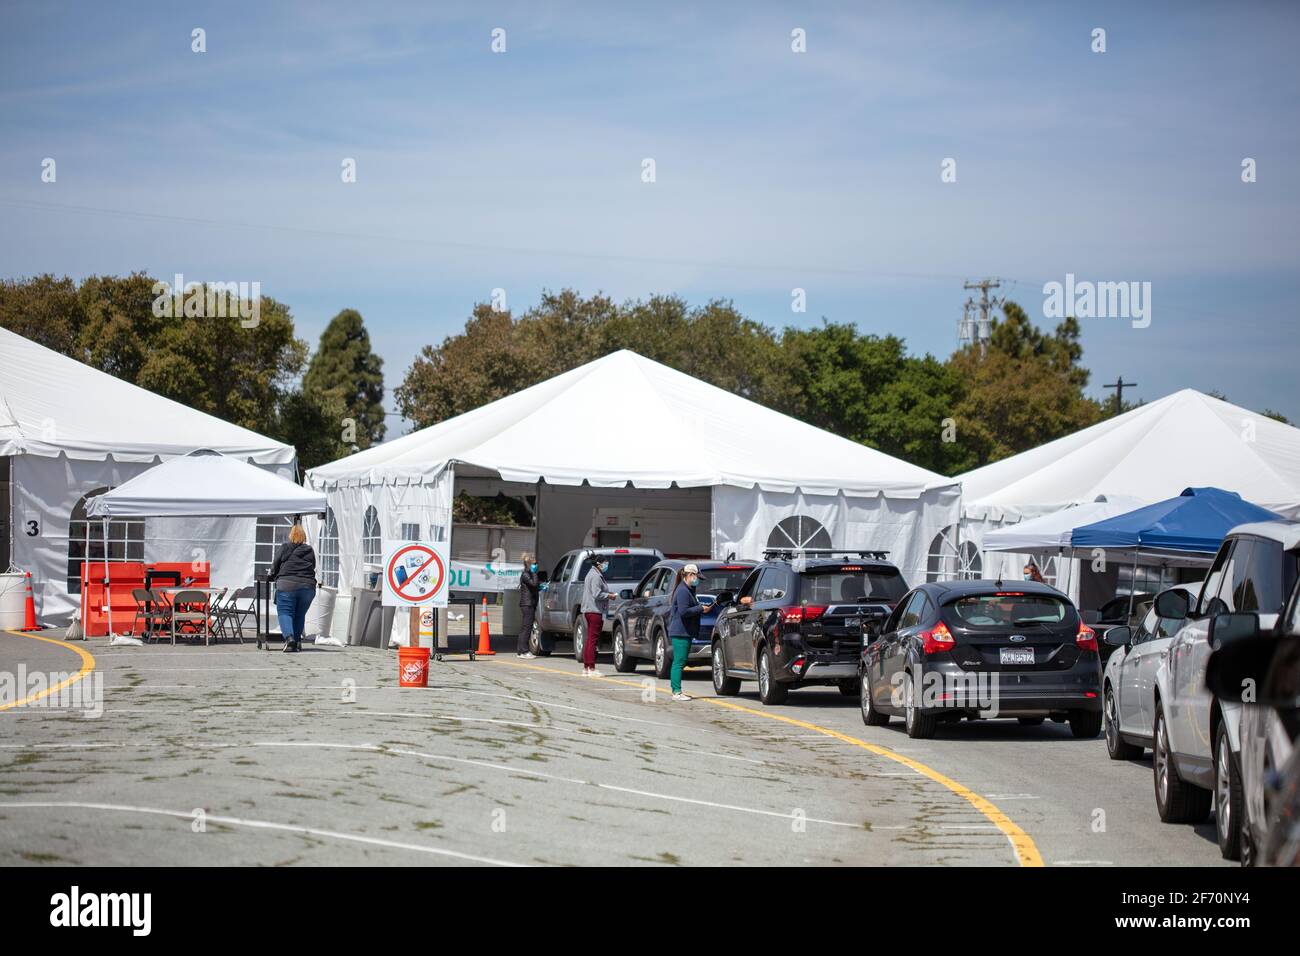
[1071,487,1283,556]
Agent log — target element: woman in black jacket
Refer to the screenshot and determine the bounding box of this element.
[517,551,541,659]
[269,525,317,653]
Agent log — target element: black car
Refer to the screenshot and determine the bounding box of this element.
[710,550,908,705]
[1089,592,1156,663]
[610,559,756,678]
[859,580,1103,739]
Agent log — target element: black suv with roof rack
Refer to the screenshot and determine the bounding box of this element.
[709,550,909,705]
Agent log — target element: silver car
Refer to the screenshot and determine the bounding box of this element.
[1102,582,1200,758]
[1149,520,1300,861]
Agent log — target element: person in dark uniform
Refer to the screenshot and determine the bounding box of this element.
[517,552,541,659]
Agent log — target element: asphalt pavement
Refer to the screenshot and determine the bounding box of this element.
[0,629,1229,867]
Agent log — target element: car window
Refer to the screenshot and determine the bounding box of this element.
[697,566,752,594]
[635,568,661,598]
[798,566,907,604]
[1156,613,1183,639]
[899,590,928,628]
[755,567,789,602]
[656,568,676,596]
[1196,541,1234,616]
[552,555,571,583]
[1136,607,1158,644]
[737,568,761,602]
[1239,539,1299,614]
[1221,539,1255,613]
[944,592,1070,628]
[883,591,912,633]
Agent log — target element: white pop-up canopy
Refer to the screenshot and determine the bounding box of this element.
[87,453,327,518]
[981,495,1146,553]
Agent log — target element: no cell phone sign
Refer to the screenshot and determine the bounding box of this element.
[382,542,449,607]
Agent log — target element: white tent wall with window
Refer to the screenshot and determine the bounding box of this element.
[306,350,961,644]
[955,389,1300,604]
[0,327,298,623]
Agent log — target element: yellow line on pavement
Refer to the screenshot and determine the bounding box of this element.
[489,657,1044,867]
[0,629,97,713]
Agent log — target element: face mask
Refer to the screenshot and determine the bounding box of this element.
[1024,572,1035,580]
[530,563,537,572]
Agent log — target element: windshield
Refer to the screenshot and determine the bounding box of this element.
[799,568,907,604]
[579,554,660,582]
[945,593,1070,628]
[696,567,752,594]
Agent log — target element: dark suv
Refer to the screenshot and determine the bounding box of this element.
[710,551,908,705]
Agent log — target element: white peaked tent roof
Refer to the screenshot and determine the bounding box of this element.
[980,494,1146,552]
[87,453,327,518]
[960,389,1300,521]
[309,350,957,497]
[0,325,295,465]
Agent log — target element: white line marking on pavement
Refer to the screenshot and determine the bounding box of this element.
[596,784,864,828]
[1053,860,1114,866]
[0,801,524,866]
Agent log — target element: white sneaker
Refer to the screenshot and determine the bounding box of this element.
[516,652,536,660]
[587,668,603,677]
[672,692,692,702]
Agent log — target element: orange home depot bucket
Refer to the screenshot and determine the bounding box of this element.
[397,646,431,688]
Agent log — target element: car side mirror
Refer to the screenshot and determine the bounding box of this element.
[620,588,634,600]
[1208,611,1260,649]
[1104,625,1132,647]
[1154,588,1191,620]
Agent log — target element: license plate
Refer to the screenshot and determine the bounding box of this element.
[1000,647,1035,666]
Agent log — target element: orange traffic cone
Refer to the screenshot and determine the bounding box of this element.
[20,572,40,631]
[474,596,495,656]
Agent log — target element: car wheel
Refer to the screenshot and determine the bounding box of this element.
[1215,722,1245,861]
[1017,717,1045,726]
[837,678,861,698]
[860,671,889,726]
[529,622,552,657]
[652,630,672,680]
[757,647,788,705]
[902,671,937,739]
[1104,685,1142,759]
[712,642,740,696]
[1069,709,1103,739]
[572,616,587,663]
[612,624,637,673]
[1153,704,1212,824]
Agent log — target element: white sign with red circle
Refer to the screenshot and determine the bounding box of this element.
[382,541,449,607]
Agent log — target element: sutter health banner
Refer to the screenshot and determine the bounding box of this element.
[450,561,522,592]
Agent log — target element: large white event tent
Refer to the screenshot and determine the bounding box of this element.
[957,389,1300,600]
[307,349,962,635]
[0,326,298,623]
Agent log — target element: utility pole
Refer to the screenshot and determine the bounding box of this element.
[960,278,1002,358]
[1103,376,1137,414]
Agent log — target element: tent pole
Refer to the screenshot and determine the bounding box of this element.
[1127,548,1140,621]
[102,516,113,638]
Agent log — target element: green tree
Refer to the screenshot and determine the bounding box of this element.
[0,273,84,355]
[300,309,386,466]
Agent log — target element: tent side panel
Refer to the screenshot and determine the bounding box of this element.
[712,485,961,586]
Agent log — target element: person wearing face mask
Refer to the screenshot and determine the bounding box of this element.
[580,554,617,676]
[1023,559,1045,584]
[667,563,713,702]
[517,551,541,659]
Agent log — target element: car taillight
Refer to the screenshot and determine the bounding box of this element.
[782,605,826,624]
[920,621,954,655]
[1076,620,1098,652]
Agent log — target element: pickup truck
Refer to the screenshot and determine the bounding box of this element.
[528,547,663,660]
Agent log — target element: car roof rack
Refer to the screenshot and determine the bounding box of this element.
[761,548,890,561]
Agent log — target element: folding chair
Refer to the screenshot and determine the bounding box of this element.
[130,588,169,642]
[206,588,229,641]
[170,589,211,646]
[221,586,257,643]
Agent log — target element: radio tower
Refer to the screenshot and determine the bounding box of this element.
[958,278,1003,358]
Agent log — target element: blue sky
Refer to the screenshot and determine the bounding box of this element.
[2,0,1298,429]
